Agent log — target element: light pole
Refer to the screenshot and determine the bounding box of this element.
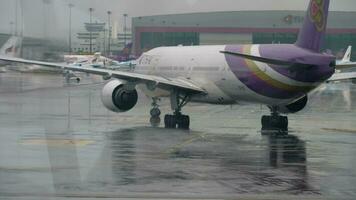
[68,4,74,54]
[89,8,94,54]
[272,24,276,44]
[9,22,14,35]
[107,11,112,56]
[103,28,106,57]
[20,0,24,37]
[42,0,51,39]
[15,0,18,35]
[123,13,128,46]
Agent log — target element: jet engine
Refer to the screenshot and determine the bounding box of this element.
[275,96,308,114]
[101,79,138,112]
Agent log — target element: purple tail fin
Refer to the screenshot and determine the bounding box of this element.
[295,0,330,52]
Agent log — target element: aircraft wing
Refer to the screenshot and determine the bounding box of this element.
[327,72,356,83]
[0,56,205,93]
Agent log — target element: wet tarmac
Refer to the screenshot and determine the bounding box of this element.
[0,72,356,199]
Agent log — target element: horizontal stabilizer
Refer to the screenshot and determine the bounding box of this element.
[336,62,356,70]
[220,50,312,68]
[327,72,356,83]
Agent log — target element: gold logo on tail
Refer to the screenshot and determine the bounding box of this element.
[309,0,325,32]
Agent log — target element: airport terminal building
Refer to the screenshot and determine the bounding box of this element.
[132,11,356,59]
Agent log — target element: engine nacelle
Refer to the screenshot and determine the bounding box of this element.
[275,96,308,114]
[101,80,138,112]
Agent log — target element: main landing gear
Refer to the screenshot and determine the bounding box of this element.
[164,91,190,130]
[149,91,191,129]
[164,112,190,129]
[261,106,288,134]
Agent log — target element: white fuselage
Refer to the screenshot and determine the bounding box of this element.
[134,45,302,106]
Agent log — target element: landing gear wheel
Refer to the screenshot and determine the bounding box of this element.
[150,107,161,117]
[164,114,190,130]
[150,116,161,127]
[164,115,177,129]
[261,115,288,134]
[177,115,190,130]
[164,90,191,130]
[149,98,161,127]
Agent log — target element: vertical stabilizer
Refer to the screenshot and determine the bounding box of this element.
[296,0,330,52]
[341,46,352,63]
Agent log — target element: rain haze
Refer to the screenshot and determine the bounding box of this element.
[1,0,356,199]
[0,0,355,40]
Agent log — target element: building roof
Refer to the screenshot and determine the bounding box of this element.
[133,10,356,29]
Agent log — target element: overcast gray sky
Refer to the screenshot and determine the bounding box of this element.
[0,0,356,40]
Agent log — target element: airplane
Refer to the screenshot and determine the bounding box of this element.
[9,52,106,74]
[0,36,22,72]
[0,36,109,83]
[0,0,355,134]
[336,46,356,69]
[337,46,352,64]
[64,52,113,66]
[325,46,356,82]
[98,60,136,71]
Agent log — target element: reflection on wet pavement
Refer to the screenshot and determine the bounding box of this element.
[0,72,356,199]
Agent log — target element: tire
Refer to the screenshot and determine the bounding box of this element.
[261,115,271,130]
[164,115,176,128]
[280,116,288,131]
[150,108,161,117]
[164,115,170,128]
[261,115,288,133]
[150,116,161,127]
[178,115,190,130]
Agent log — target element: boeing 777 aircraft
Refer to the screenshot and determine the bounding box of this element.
[0,0,355,133]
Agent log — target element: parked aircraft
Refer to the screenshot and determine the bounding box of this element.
[338,46,352,64]
[0,36,22,72]
[0,0,355,133]
[336,46,356,69]
[9,52,110,73]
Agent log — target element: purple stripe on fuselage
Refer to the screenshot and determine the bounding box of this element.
[259,44,335,82]
[225,45,305,99]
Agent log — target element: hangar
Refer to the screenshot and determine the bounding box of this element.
[132,10,356,58]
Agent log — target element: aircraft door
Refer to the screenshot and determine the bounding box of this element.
[186,57,197,80]
[148,56,160,75]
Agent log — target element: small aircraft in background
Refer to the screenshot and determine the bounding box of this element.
[327,46,356,83]
[336,46,356,69]
[0,36,22,72]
